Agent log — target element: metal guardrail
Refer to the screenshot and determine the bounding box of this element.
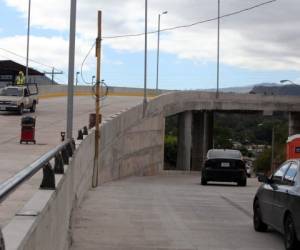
[0,138,76,250]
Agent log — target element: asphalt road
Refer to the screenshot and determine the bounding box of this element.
[71,175,284,250]
[0,95,142,226]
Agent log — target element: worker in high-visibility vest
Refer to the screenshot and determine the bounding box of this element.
[16,71,25,85]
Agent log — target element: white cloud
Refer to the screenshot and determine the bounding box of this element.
[0,35,93,73]
[3,0,300,71]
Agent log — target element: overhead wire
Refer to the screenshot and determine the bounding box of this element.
[80,41,96,84]
[80,0,277,83]
[0,47,61,71]
[103,0,277,39]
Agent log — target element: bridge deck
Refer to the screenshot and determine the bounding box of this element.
[0,96,142,226]
[71,175,282,250]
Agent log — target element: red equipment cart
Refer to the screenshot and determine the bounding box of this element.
[20,116,36,144]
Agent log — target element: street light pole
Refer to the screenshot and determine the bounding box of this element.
[66,0,77,139]
[76,71,79,86]
[143,0,148,115]
[216,0,220,98]
[156,11,167,94]
[25,0,31,83]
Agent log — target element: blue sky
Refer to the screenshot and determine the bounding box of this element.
[0,0,300,90]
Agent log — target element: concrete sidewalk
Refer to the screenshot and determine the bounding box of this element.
[70,175,283,250]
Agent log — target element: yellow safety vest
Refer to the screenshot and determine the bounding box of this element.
[16,75,25,85]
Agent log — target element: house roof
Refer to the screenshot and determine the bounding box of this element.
[0,60,44,76]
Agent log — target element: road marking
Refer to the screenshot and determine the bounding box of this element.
[220,195,252,218]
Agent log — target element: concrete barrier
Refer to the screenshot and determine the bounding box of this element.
[3,134,95,250]
[38,84,166,98]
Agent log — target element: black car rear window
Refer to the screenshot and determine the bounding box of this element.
[207,149,242,160]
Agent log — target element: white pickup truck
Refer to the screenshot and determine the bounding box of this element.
[0,85,38,115]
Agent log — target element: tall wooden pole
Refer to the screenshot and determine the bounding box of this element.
[92,11,102,188]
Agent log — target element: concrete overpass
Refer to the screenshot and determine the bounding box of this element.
[2,90,300,249]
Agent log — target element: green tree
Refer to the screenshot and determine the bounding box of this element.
[254,148,271,174]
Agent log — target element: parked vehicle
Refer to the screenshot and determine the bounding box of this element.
[253,159,300,250]
[201,149,247,186]
[0,84,38,115]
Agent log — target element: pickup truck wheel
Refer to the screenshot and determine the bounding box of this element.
[18,104,24,115]
[30,102,36,113]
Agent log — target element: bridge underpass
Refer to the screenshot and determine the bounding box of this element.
[165,110,293,172]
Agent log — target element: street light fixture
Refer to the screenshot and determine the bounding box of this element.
[155,11,168,94]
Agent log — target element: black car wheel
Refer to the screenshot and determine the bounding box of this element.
[201,176,207,185]
[284,214,299,250]
[253,200,268,232]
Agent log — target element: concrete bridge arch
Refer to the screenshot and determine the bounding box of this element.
[142,91,300,172]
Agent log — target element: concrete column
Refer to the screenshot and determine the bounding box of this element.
[289,112,300,136]
[176,111,192,171]
[202,111,214,164]
[191,111,204,171]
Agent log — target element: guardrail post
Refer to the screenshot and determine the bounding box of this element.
[61,147,69,165]
[66,142,74,157]
[40,162,55,190]
[77,129,83,140]
[71,139,76,151]
[54,152,64,174]
[0,229,5,250]
[83,126,88,135]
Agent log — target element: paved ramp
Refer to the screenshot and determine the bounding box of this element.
[0,96,142,225]
[71,176,283,250]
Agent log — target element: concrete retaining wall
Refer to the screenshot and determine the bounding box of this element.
[98,104,165,184]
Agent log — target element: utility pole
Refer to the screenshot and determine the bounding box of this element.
[44,67,63,84]
[66,0,77,139]
[92,11,102,188]
[25,0,31,83]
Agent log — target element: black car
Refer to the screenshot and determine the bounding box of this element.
[201,149,247,186]
[253,159,300,250]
